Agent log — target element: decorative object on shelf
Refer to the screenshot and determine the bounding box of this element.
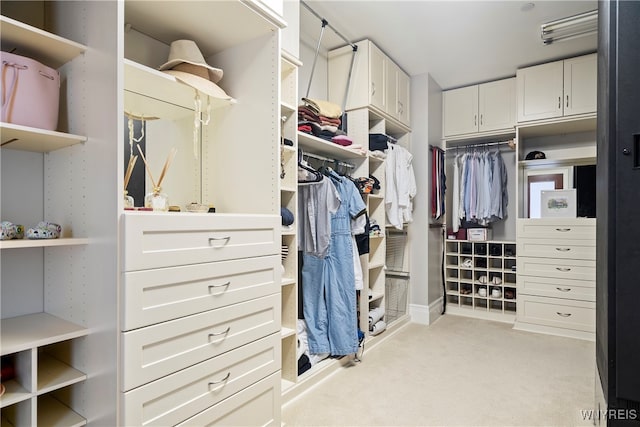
[541,189,577,218]
[185,203,208,213]
[525,150,546,160]
[124,154,138,208]
[126,113,146,157]
[492,287,503,298]
[26,221,61,239]
[168,206,181,212]
[137,144,177,212]
[1,51,60,131]
[478,286,487,297]
[1,221,24,240]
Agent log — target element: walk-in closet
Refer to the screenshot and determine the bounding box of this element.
[2,0,639,425]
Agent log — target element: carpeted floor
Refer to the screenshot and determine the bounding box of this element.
[282,314,596,426]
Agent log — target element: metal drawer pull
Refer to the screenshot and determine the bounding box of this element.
[555,228,571,232]
[556,267,571,272]
[556,312,572,318]
[208,236,231,247]
[208,372,231,391]
[556,287,572,292]
[208,326,231,343]
[208,281,231,295]
[555,248,571,252]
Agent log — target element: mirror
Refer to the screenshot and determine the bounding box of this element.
[124,90,201,209]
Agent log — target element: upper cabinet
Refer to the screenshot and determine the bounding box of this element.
[516,53,597,123]
[443,77,515,138]
[328,39,411,127]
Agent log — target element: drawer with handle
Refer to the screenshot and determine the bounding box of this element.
[517,295,595,332]
[176,372,281,426]
[517,239,595,260]
[122,212,279,271]
[122,255,280,330]
[121,293,280,391]
[518,275,595,301]
[121,333,280,426]
[517,257,595,281]
[516,218,595,240]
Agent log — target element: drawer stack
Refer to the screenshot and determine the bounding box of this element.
[514,218,596,340]
[120,213,282,426]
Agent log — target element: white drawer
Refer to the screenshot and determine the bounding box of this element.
[517,239,595,260]
[122,212,279,271]
[517,295,595,332]
[518,275,595,301]
[516,218,596,240]
[517,257,595,281]
[121,294,280,391]
[122,333,280,426]
[177,372,281,426]
[122,255,280,330]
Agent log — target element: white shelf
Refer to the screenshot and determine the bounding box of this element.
[281,278,295,287]
[369,292,384,303]
[281,227,296,236]
[298,132,366,160]
[1,313,88,356]
[369,261,385,270]
[519,156,596,168]
[280,185,296,193]
[517,114,596,138]
[1,123,87,153]
[0,15,86,69]
[37,354,86,395]
[0,238,89,250]
[281,327,296,339]
[0,380,30,408]
[281,102,296,116]
[124,1,284,60]
[124,59,235,115]
[37,395,86,427]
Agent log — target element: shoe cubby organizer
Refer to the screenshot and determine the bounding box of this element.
[445,240,517,322]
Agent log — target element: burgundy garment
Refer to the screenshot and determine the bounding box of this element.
[332,135,353,146]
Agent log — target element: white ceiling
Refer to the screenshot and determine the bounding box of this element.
[299,0,598,90]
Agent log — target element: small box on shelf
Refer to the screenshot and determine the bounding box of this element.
[468,228,492,241]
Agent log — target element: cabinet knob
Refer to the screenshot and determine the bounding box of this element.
[371,82,376,96]
[555,247,571,252]
[480,114,483,125]
[208,326,231,343]
[558,96,561,109]
[566,95,569,108]
[555,267,572,272]
[474,115,477,126]
[556,287,572,292]
[555,228,571,232]
[556,312,572,318]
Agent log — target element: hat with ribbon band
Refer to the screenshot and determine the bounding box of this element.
[159,39,231,100]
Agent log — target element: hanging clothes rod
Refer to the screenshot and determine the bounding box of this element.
[300,1,357,49]
[445,139,515,151]
[300,150,355,169]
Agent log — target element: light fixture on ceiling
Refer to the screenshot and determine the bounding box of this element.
[541,9,598,45]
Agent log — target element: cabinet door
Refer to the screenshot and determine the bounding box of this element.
[369,42,386,111]
[516,61,563,122]
[563,53,597,116]
[385,59,398,119]
[397,68,411,126]
[443,85,478,137]
[478,78,515,132]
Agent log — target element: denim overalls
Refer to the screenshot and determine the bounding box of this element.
[302,176,366,356]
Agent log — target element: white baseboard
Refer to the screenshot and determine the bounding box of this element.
[409,298,443,325]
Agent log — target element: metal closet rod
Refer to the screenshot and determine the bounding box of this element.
[301,150,355,169]
[300,1,357,49]
[445,139,515,151]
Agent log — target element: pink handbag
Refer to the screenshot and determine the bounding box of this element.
[1,51,60,131]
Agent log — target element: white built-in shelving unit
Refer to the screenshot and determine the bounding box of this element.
[445,240,518,322]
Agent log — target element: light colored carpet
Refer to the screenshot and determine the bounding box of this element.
[282,314,596,427]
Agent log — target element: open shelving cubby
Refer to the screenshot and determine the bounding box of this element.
[445,239,517,323]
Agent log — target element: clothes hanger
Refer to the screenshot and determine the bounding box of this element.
[298,149,324,183]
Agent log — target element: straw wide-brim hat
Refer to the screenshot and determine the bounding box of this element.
[159,39,223,83]
[159,40,231,100]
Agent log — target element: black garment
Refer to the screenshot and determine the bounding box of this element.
[355,213,371,255]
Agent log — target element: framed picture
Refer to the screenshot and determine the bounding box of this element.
[540,189,577,218]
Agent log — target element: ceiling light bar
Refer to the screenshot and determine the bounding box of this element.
[541,9,597,45]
